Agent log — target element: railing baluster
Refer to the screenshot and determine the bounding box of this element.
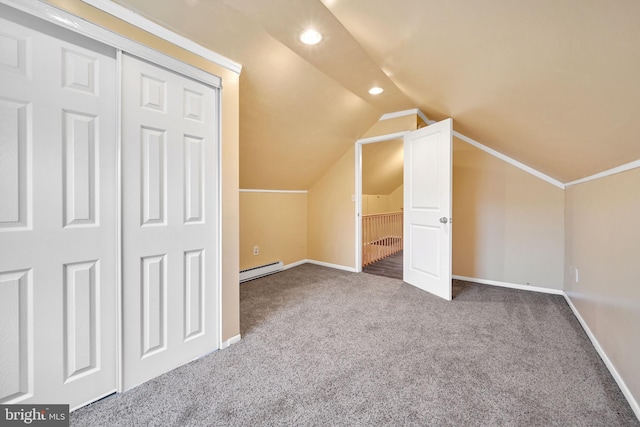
[362,211,403,268]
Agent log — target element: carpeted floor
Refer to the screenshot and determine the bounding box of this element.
[71,264,639,426]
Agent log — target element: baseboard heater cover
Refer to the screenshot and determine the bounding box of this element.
[239,261,284,283]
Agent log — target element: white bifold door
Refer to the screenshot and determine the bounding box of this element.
[0,7,118,408]
[403,118,453,300]
[120,54,219,390]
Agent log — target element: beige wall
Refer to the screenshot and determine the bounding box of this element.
[312,116,565,289]
[362,194,390,215]
[307,147,356,268]
[239,192,307,269]
[44,0,241,341]
[389,184,404,211]
[565,168,640,407]
[452,138,565,289]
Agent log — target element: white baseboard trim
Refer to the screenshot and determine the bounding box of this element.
[452,275,564,295]
[219,334,241,350]
[454,275,639,419]
[306,259,358,273]
[562,292,640,420]
[283,260,307,270]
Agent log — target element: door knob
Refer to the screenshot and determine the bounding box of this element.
[439,217,448,224]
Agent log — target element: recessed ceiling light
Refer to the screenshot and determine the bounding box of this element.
[369,87,384,95]
[299,29,323,45]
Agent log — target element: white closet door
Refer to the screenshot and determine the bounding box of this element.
[0,7,117,409]
[121,54,219,390]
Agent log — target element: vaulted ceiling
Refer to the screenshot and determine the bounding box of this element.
[113,0,640,188]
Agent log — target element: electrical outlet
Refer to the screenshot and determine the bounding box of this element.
[575,268,579,283]
[253,246,259,256]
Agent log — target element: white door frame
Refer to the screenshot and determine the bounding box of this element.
[1,0,224,394]
[354,131,409,272]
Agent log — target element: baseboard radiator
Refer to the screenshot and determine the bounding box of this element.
[239,261,284,283]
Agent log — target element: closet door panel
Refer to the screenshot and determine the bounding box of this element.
[0,5,117,410]
[121,53,219,390]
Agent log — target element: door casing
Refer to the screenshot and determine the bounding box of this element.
[354,118,453,301]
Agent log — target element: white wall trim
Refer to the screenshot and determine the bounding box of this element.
[114,50,124,393]
[379,108,431,126]
[356,131,408,145]
[562,292,640,420]
[378,108,431,129]
[564,159,640,187]
[444,274,640,420]
[80,0,242,74]
[215,72,224,362]
[416,110,431,126]
[239,189,308,194]
[219,334,241,350]
[380,109,640,190]
[379,109,566,190]
[453,275,564,295]
[353,131,407,271]
[451,131,565,190]
[379,108,421,121]
[283,260,308,270]
[354,143,363,272]
[1,0,222,88]
[306,259,358,273]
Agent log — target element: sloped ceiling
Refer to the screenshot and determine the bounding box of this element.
[113,0,640,187]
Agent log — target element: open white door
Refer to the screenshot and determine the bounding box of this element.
[403,118,453,300]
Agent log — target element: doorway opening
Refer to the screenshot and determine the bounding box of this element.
[355,115,453,300]
[360,138,404,280]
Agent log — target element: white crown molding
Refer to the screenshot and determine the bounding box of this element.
[377,109,566,190]
[81,0,242,74]
[1,0,222,87]
[416,110,432,126]
[564,159,640,187]
[452,131,566,190]
[379,108,432,128]
[563,292,640,419]
[452,275,564,295]
[410,109,640,188]
[356,131,408,145]
[239,189,308,194]
[379,108,421,121]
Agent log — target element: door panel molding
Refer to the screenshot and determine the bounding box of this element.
[0,1,224,409]
[403,118,453,300]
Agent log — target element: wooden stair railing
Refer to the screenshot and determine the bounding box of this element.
[362,211,403,267]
